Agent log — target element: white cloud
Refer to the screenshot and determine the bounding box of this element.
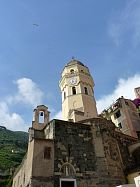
[97,74,140,113]
[0,77,44,131]
[109,0,140,46]
[0,101,28,131]
[15,78,44,107]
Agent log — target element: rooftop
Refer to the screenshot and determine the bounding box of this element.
[67,59,85,67]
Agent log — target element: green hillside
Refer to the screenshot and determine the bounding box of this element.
[0,126,28,187]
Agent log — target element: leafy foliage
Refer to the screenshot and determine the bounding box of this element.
[0,126,28,187]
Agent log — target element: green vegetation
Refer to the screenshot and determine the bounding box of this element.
[0,126,28,187]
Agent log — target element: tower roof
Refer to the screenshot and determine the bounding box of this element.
[66,59,85,67]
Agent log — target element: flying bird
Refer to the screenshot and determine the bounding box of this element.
[33,23,39,27]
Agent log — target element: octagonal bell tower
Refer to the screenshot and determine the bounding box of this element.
[59,59,98,122]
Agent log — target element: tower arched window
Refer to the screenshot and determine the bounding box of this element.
[84,87,88,95]
[39,111,44,123]
[64,92,66,100]
[72,87,76,95]
[70,69,74,74]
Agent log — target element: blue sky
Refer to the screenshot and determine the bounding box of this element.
[0,0,140,131]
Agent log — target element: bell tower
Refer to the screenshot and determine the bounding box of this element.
[59,59,98,122]
[32,105,50,130]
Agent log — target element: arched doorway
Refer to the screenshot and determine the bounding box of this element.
[60,163,77,187]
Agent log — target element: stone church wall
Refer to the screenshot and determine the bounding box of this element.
[52,119,127,187]
[12,136,54,187]
[12,118,139,187]
[53,120,98,187]
[31,139,54,187]
[82,118,127,186]
[12,140,34,187]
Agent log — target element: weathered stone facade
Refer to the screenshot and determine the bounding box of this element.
[12,116,140,187]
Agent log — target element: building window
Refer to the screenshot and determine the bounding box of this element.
[39,111,44,123]
[137,131,140,139]
[64,92,66,100]
[23,173,25,184]
[44,147,51,159]
[114,110,121,119]
[84,87,88,95]
[70,69,74,74]
[125,101,129,106]
[72,87,76,95]
[118,123,122,129]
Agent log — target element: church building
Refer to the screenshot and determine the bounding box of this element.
[12,60,140,187]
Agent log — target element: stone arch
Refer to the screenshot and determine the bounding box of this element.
[132,146,140,165]
[104,139,119,161]
[70,69,74,74]
[73,101,77,109]
[129,143,140,166]
[60,162,76,177]
[129,142,140,154]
